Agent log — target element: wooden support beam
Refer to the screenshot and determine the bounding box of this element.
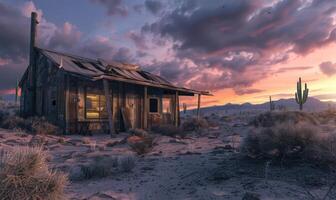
[197,94,201,119]
[175,91,179,127]
[65,75,70,134]
[103,79,114,136]
[143,87,148,129]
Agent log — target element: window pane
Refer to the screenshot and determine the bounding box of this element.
[86,94,99,118]
[162,98,171,113]
[149,98,158,113]
[99,95,108,119]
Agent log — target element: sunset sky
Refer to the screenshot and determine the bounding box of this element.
[1,0,336,107]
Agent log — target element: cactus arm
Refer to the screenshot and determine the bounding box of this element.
[295,92,300,104]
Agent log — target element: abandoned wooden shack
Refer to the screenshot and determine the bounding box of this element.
[19,12,210,134]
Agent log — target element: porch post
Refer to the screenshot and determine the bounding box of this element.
[197,94,201,119]
[175,91,179,126]
[103,79,114,136]
[143,86,148,129]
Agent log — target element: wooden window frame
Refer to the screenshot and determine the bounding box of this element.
[84,87,108,120]
[149,97,160,114]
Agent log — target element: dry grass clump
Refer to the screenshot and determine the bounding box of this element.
[151,124,186,138]
[251,111,318,128]
[1,116,30,130]
[0,147,67,199]
[77,156,135,180]
[182,117,209,132]
[243,122,336,165]
[128,135,155,155]
[128,128,149,137]
[118,156,136,172]
[82,137,91,144]
[30,117,60,135]
[0,109,9,124]
[1,116,60,135]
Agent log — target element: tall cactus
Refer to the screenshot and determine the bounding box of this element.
[295,77,309,110]
[269,96,275,111]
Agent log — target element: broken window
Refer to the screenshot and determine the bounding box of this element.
[162,98,172,114]
[85,93,108,119]
[149,98,159,113]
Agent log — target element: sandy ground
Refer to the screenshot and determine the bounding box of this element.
[0,114,335,200]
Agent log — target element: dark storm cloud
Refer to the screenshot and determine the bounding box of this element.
[48,22,81,50]
[127,31,148,49]
[319,61,336,76]
[0,1,133,93]
[142,0,336,93]
[145,0,163,15]
[91,0,128,16]
[0,2,29,60]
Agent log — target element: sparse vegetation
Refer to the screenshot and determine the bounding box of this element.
[118,156,136,172]
[77,156,135,180]
[128,135,155,155]
[0,116,59,135]
[151,124,186,138]
[182,117,209,132]
[243,121,336,165]
[0,147,67,200]
[251,111,318,127]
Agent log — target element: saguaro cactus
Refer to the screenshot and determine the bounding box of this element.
[295,77,309,110]
[269,96,275,111]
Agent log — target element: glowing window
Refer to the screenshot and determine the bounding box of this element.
[85,94,107,119]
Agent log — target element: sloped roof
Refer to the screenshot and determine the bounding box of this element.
[38,48,211,96]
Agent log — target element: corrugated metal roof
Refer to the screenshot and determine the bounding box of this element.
[39,48,211,96]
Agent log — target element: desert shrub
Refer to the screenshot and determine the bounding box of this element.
[151,124,186,138]
[30,117,60,135]
[0,109,9,124]
[128,135,155,155]
[0,116,30,130]
[128,128,149,137]
[243,122,336,165]
[250,111,318,128]
[0,147,67,200]
[1,116,60,135]
[118,156,136,172]
[182,117,209,132]
[75,156,136,180]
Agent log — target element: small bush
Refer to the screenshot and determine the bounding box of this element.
[1,116,60,135]
[82,137,91,144]
[1,116,30,130]
[128,128,149,137]
[30,117,59,135]
[0,109,9,124]
[118,156,136,172]
[182,117,209,132]
[128,135,155,155]
[0,147,67,199]
[242,122,336,165]
[151,124,186,138]
[251,111,318,128]
[78,157,119,180]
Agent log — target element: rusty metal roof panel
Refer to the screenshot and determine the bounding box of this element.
[38,48,211,95]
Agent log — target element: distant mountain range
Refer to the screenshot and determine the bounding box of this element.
[189,97,336,115]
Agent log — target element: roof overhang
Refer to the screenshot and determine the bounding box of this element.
[94,75,212,96]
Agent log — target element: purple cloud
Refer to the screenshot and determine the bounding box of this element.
[319,61,336,76]
[140,0,336,94]
[91,0,127,16]
[145,0,163,15]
